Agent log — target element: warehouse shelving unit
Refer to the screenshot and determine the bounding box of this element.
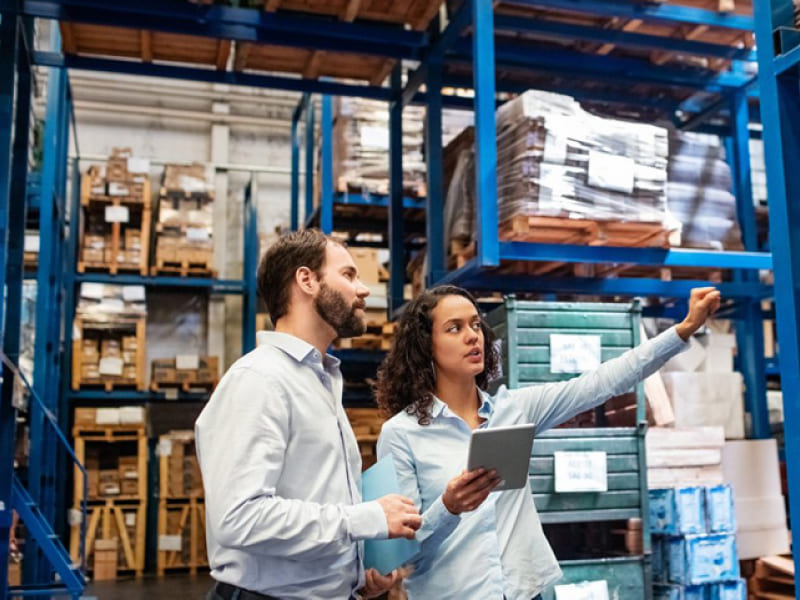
[1,0,795,596]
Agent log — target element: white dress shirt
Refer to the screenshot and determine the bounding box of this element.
[377,326,687,600]
[195,331,388,600]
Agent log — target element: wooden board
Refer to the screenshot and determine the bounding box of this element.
[156,498,207,575]
[260,0,444,31]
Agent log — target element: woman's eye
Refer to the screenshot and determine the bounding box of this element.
[447,325,459,333]
[471,322,481,331]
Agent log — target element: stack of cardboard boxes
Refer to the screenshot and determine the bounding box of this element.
[151,356,219,391]
[79,335,139,386]
[160,431,204,498]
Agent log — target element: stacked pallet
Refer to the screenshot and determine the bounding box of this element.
[151,356,219,393]
[345,408,385,470]
[646,427,725,489]
[157,431,207,575]
[70,407,148,579]
[72,283,147,391]
[750,555,794,599]
[330,97,426,198]
[667,130,743,250]
[153,164,215,277]
[650,483,746,599]
[79,148,151,276]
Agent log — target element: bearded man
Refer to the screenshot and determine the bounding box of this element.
[196,229,421,600]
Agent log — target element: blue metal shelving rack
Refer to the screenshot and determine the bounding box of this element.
[1,0,795,595]
[752,0,800,586]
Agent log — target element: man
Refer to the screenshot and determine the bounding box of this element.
[196,229,421,600]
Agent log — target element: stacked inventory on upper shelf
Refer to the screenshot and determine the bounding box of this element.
[152,163,215,277]
[79,148,151,276]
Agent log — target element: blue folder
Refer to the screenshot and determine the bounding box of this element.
[361,457,421,575]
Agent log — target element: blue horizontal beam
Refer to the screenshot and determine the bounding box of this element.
[774,43,800,75]
[450,39,754,91]
[335,191,425,210]
[493,15,757,61]
[34,51,394,100]
[499,241,772,269]
[23,0,425,59]
[503,0,754,30]
[436,259,772,299]
[74,272,245,293]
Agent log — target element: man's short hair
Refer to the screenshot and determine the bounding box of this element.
[257,229,333,323]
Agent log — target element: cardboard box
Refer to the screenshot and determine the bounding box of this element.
[350,247,382,285]
[93,539,119,581]
[121,479,139,496]
[7,560,21,586]
[99,482,121,496]
[81,365,100,380]
[122,336,138,351]
[82,249,104,263]
[74,408,97,427]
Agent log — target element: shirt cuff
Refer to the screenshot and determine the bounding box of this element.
[425,495,460,533]
[344,501,389,541]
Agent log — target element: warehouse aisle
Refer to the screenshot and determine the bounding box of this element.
[84,573,214,599]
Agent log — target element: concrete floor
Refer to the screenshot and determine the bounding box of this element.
[83,572,214,599]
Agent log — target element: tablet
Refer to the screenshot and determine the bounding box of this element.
[467,424,536,491]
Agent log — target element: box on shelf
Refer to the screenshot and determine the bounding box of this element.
[667,534,738,585]
[649,487,705,535]
[93,539,119,581]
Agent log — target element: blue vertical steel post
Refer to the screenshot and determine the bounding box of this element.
[320,95,333,234]
[753,0,800,580]
[305,97,315,225]
[425,57,444,286]
[290,109,300,231]
[242,176,258,353]
[0,11,21,596]
[388,65,405,313]
[726,90,769,439]
[472,0,499,268]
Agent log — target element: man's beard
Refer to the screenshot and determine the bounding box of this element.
[314,282,366,338]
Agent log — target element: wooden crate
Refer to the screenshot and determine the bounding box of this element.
[72,315,146,391]
[78,174,151,276]
[151,356,219,393]
[334,320,396,351]
[156,498,207,575]
[158,431,204,500]
[69,499,147,578]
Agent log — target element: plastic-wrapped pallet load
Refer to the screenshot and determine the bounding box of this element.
[667,130,743,250]
[332,97,426,196]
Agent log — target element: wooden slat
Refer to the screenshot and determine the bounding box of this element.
[216,40,231,71]
[234,42,252,72]
[264,0,282,11]
[303,51,323,79]
[596,19,642,56]
[140,31,153,63]
[370,59,395,86]
[60,22,78,54]
[343,0,362,21]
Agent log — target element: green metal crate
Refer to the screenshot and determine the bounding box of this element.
[488,298,651,598]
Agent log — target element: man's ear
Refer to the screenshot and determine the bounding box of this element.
[295,266,319,296]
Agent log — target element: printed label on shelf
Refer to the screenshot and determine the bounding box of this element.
[549,334,601,373]
[186,227,210,243]
[176,354,199,370]
[157,439,173,457]
[24,234,40,253]
[105,205,130,223]
[159,535,182,552]
[554,580,609,600]
[99,357,124,376]
[554,451,608,493]
[127,157,150,174]
[122,285,146,302]
[587,151,634,194]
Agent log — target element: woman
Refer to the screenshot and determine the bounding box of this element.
[375,285,720,600]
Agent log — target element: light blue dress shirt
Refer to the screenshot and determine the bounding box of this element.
[377,326,687,600]
[195,331,388,600]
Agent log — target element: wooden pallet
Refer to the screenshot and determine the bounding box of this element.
[259,0,443,31]
[151,261,216,278]
[77,261,145,277]
[151,379,217,393]
[499,215,672,248]
[335,177,427,200]
[158,187,213,200]
[156,498,207,576]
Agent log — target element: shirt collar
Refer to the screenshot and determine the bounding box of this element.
[257,331,340,369]
[430,387,494,420]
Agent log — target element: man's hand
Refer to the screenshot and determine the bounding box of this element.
[675,287,722,341]
[376,494,421,540]
[359,569,402,599]
[442,468,501,515]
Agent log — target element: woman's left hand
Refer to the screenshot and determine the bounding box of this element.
[675,287,722,341]
[360,568,402,599]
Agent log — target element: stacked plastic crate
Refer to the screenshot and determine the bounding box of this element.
[649,485,746,599]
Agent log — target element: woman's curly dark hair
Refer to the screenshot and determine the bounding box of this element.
[375,285,499,425]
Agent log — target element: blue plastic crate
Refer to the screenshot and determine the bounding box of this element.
[705,485,736,533]
[709,579,747,600]
[653,536,667,582]
[654,584,710,600]
[650,487,706,535]
[668,534,739,585]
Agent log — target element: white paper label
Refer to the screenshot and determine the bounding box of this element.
[360,125,389,150]
[68,508,83,526]
[24,234,40,253]
[554,580,609,600]
[122,285,146,302]
[105,205,130,223]
[158,535,182,552]
[587,151,635,194]
[80,282,106,300]
[157,439,173,457]
[176,354,199,370]
[554,451,608,493]
[186,227,210,242]
[127,158,150,174]
[164,388,179,401]
[550,334,602,373]
[99,357,124,376]
[125,513,136,527]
